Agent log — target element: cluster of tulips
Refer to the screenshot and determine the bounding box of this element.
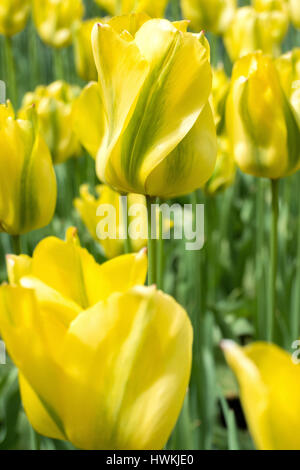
[0,0,300,451]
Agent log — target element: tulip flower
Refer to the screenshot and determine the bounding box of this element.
[33,0,84,48]
[222,340,300,450]
[19,81,81,165]
[0,228,193,450]
[74,18,103,82]
[0,101,57,235]
[73,14,217,198]
[226,52,300,179]
[224,6,289,62]
[94,0,168,18]
[289,0,300,29]
[74,184,172,259]
[204,137,235,195]
[181,0,236,35]
[210,66,230,134]
[0,0,30,37]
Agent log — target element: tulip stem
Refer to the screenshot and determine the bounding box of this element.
[268,178,279,342]
[11,235,21,255]
[256,178,266,339]
[156,197,164,290]
[54,48,64,80]
[146,195,156,286]
[4,36,17,107]
[121,195,131,254]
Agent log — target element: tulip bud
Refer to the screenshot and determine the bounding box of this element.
[33,0,84,48]
[74,18,103,82]
[0,229,192,450]
[224,6,289,62]
[0,0,30,37]
[222,340,300,450]
[226,52,300,179]
[19,81,81,165]
[181,0,236,35]
[73,15,217,198]
[289,0,300,29]
[0,101,57,235]
[94,0,168,17]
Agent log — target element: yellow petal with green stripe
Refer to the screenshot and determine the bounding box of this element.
[222,341,300,450]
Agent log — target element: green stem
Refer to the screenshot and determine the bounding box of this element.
[146,195,156,286]
[156,197,164,290]
[121,195,131,254]
[54,48,64,80]
[291,176,300,339]
[256,178,266,339]
[29,18,40,89]
[11,235,21,255]
[5,36,17,106]
[267,179,279,343]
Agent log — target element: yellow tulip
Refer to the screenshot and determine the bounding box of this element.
[181,0,236,35]
[74,18,103,82]
[289,0,300,28]
[222,340,300,450]
[210,66,230,134]
[19,81,81,165]
[224,6,289,62]
[0,228,193,450]
[226,52,300,179]
[204,137,236,195]
[0,0,30,36]
[74,184,172,259]
[73,14,217,198]
[0,101,57,235]
[94,0,168,17]
[33,0,84,48]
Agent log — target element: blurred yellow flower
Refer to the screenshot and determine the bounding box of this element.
[276,48,300,123]
[222,340,300,450]
[204,68,235,195]
[73,14,217,198]
[74,184,147,258]
[19,81,81,165]
[0,0,30,37]
[289,0,300,28]
[0,101,56,235]
[205,137,235,195]
[33,0,84,48]
[0,228,193,449]
[181,0,236,35]
[94,0,168,17]
[226,52,300,179]
[74,18,103,82]
[224,6,289,62]
[210,66,230,134]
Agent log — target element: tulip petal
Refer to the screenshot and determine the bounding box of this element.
[92,21,150,179]
[31,230,147,308]
[61,286,193,450]
[72,82,106,159]
[145,102,217,197]
[19,374,65,440]
[0,285,67,439]
[222,341,300,450]
[6,254,32,285]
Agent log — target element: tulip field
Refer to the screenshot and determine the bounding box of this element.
[1,0,300,452]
